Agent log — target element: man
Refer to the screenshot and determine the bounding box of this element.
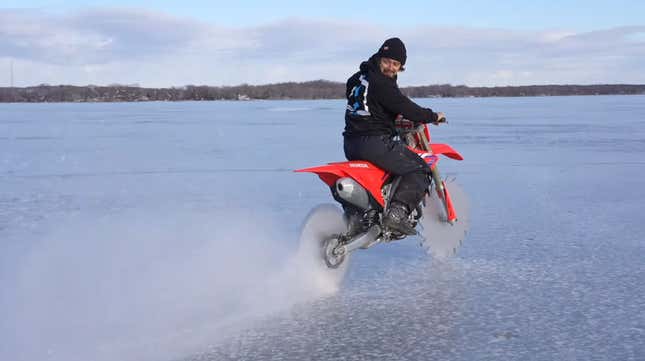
[343,37,445,235]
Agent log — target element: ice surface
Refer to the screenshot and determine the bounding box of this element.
[1,96,644,361]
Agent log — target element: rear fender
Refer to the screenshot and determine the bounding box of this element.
[295,161,388,206]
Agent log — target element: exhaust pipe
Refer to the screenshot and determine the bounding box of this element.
[335,177,370,210]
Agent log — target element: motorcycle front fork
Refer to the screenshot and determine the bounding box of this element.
[429,165,457,224]
[430,165,444,196]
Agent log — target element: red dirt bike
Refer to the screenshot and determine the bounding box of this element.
[296,118,464,268]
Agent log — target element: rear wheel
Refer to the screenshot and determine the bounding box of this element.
[322,235,346,269]
[298,204,350,270]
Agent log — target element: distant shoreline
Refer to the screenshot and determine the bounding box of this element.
[1,81,644,103]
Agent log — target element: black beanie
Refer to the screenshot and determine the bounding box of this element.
[377,37,407,65]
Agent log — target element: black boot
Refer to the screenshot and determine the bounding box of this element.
[383,202,417,235]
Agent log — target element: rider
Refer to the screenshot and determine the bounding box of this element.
[343,37,445,235]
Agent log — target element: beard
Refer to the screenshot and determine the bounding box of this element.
[380,68,396,78]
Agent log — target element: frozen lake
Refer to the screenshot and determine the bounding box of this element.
[1,95,644,361]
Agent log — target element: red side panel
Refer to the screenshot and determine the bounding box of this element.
[295,162,388,206]
[409,148,440,168]
[430,143,464,160]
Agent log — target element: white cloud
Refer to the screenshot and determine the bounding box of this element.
[0,9,644,87]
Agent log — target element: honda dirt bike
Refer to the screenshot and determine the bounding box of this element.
[295,118,464,269]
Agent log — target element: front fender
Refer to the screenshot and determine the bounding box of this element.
[430,143,464,160]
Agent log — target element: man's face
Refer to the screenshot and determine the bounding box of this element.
[379,57,402,78]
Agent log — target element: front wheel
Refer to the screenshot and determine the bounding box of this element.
[419,181,470,259]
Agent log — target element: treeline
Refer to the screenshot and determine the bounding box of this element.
[1,81,644,103]
[0,80,343,103]
[403,84,645,98]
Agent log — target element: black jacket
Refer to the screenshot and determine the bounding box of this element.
[343,55,439,137]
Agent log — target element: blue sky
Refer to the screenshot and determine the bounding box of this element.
[1,1,644,86]
[4,0,643,30]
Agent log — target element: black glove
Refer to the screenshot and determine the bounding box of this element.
[432,112,446,125]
